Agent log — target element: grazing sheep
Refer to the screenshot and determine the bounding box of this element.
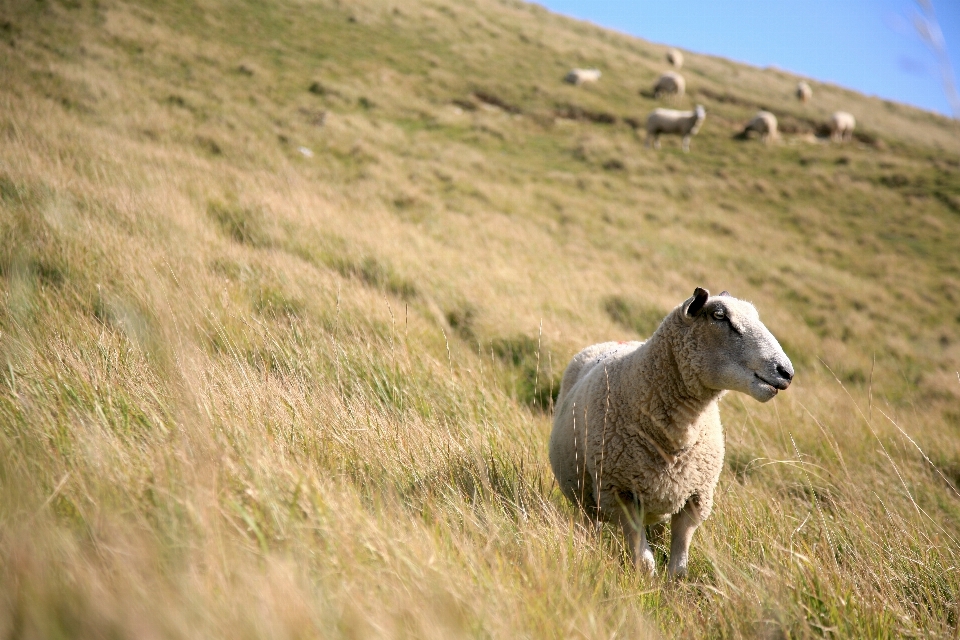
[565,68,602,86]
[549,288,794,579]
[796,81,812,103]
[645,105,706,152]
[739,110,779,143]
[653,71,686,99]
[666,48,684,69]
[830,111,856,142]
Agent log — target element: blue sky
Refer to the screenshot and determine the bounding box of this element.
[535,0,960,118]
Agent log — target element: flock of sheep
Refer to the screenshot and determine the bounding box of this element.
[564,49,857,151]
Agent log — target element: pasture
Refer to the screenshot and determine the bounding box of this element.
[1,0,960,636]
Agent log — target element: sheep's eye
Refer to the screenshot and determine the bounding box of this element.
[712,309,726,321]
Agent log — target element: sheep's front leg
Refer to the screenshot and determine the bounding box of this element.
[612,493,656,577]
[667,495,703,579]
[682,135,691,152]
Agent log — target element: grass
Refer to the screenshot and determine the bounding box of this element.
[1,0,960,637]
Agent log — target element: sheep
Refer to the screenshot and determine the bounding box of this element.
[796,81,812,103]
[645,105,706,152]
[666,48,684,69]
[738,110,779,143]
[830,111,856,142]
[652,71,685,99]
[565,68,602,86]
[549,288,794,579]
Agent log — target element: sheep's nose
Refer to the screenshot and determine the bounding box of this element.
[776,363,794,382]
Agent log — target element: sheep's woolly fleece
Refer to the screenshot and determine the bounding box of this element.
[653,71,685,98]
[549,289,793,575]
[743,110,779,142]
[831,111,856,142]
[645,105,705,152]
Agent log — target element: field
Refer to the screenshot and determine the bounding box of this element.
[2,0,960,637]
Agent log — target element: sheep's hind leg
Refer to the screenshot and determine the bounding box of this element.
[612,492,656,577]
[667,495,703,580]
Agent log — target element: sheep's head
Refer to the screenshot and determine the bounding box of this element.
[680,287,793,402]
[690,105,706,135]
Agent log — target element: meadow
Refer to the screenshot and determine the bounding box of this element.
[1,0,960,636]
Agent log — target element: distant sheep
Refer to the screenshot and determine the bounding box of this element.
[666,48,684,69]
[739,110,779,143]
[796,81,812,103]
[653,71,685,99]
[565,68,602,86]
[830,111,856,142]
[549,288,794,578]
[645,105,706,152]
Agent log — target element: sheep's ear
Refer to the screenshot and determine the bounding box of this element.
[719,290,730,297]
[686,287,709,317]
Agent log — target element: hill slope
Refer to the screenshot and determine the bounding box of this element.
[2,0,960,636]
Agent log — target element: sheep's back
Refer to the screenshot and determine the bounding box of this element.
[747,111,777,135]
[647,109,690,134]
[551,341,643,505]
[831,111,855,130]
[557,341,642,409]
[654,72,685,96]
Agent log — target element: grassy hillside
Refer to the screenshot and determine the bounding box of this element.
[2,0,960,636]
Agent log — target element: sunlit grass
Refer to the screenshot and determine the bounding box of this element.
[1,0,959,637]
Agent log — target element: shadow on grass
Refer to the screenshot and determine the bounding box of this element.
[491,335,561,411]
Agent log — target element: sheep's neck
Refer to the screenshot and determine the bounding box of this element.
[627,330,719,453]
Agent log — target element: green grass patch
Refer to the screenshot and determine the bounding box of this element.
[602,295,667,338]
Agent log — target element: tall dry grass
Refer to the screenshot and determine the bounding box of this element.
[1,0,960,637]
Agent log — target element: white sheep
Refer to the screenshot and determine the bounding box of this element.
[830,111,856,142]
[653,71,685,99]
[666,48,684,69]
[796,81,812,103]
[645,105,706,152]
[565,68,602,86]
[549,288,794,579]
[740,110,779,143]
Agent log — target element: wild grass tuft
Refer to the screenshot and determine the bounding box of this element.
[331,255,417,299]
[603,295,668,338]
[208,201,272,247]
[491,335,562,410]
